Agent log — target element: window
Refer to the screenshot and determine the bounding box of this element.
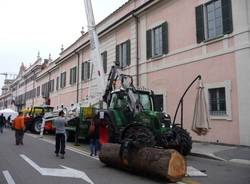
[32,88,36,98]
[70,66,77,85]
[147,22,168,59]
[116,40,130,69]
[56,77,59,90]
[204,80,232,120]
[101,51,107,73]
[206,1,223,39]
[49,79,54,92]
[42,82,49,98]
[208,88,226,116]
[60,72,66,88]
[196,0,233,43]
[152,26,163,56]
[153,94,164,112]
[37,86,40,97]
[81,61,91,81]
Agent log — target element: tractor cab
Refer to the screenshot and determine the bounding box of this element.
[109,89,153,112]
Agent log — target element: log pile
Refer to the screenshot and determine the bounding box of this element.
[99,143,186,182]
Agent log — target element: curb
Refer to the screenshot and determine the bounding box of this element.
[190,152,226,161]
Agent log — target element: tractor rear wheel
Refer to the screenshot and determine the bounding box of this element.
[32,118,42,134]
[66,130,75,142]
[122,125,156,149]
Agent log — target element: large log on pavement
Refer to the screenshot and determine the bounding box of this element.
[99,143,186,182]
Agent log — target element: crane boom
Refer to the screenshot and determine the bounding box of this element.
[83,0,106,105]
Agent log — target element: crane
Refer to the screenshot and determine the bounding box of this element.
[0,72,17,80]
[83,0,106,106]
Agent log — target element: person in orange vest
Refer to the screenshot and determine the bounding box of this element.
[12,111,25,145]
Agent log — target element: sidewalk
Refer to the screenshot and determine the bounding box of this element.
[191,142,250,165]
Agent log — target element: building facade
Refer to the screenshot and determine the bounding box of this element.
[0,0,249,146]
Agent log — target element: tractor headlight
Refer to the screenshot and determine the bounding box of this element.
[161,123,165,128]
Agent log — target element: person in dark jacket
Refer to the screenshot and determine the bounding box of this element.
[0,114,4,133]
[7,115,11,128]
[88,119,99,156]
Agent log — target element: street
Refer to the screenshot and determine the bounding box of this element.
[0,129,250,184]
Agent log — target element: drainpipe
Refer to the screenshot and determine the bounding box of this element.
[48,72,51,105]
[32,71,35,107]
[133,14,139,87]
[76,52,80,103]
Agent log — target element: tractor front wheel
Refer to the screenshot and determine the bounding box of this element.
[173,126,192,156]
[159,126,192,156]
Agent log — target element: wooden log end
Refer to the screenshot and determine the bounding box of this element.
[167,150,187,182]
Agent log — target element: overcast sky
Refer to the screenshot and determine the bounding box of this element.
[0,0,128,89]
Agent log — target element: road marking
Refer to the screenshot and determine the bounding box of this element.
[26,133,39,138]
[186,166,207,177]
[230,159,250,165]
[29,134,99,160]
[178,178,201,184]
[2,170,16,184]
[20,154,94,184]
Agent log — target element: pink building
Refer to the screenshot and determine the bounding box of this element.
[0,0,249,146]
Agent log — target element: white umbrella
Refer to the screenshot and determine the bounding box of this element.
[192,81,210,135]
[0,108,18,120]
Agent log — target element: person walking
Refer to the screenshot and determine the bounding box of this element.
[54,110,67,159]
[12,112,25,145]
[88,119,99,156]
[0,114,4,133]
[7,115,11,128]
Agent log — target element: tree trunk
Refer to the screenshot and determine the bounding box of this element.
[99,143,186,182]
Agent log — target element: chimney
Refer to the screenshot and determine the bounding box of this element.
[61,44,64,52]
[81,26,85,35]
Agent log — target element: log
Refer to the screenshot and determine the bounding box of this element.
[99,143,186,182]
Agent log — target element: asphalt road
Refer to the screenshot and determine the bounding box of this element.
[0,129,250,184]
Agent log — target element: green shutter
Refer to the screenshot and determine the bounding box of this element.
[222,0,233,34]
[162,22,168,54]
[60,73,63,88]
[87,62,91,79]
[74,67,77,83]
[63,72,66,88]
[115,45,120,67]
[82,63,84,80]
[127,40,131,66]
[51,79,54,92]
[102,51,107,73]
[56,77,59,90]
[70,68,72,84]
[195,5,205,43]
[146,29,152,59]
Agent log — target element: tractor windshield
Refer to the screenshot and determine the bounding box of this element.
[138,93,152,111]
[109,93,128,109]
[109,92,152,111]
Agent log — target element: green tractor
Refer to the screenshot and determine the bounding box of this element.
[97,66,201,156]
